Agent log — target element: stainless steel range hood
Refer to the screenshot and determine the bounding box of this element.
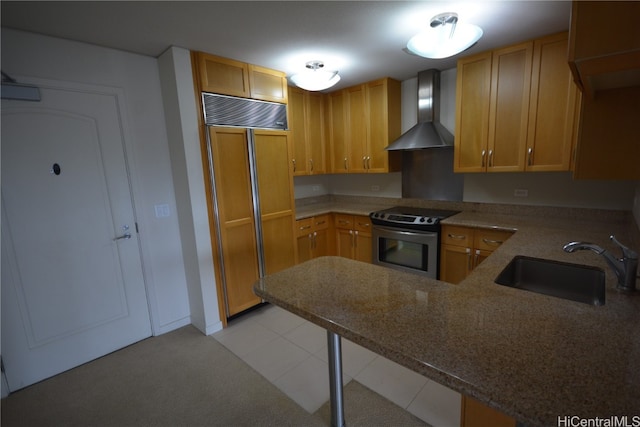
[385,69,453,150]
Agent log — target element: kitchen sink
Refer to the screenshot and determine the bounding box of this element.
[495,256,606,306]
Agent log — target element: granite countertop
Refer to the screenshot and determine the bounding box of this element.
[295,201,388,219]
[255,210,640,426]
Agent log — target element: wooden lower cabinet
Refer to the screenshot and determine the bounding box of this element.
[296,214,332,263]
[440,225,513,284]
[334,214,372,263]
[461,396,516,427]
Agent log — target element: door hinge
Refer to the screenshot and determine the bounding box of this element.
[135,222,139,233]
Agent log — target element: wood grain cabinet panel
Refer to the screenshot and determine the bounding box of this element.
[455,33,578,173]
[195,52,287,103]
[296,215,332,263]
[334,214,372,263]
[440,225,513,284]
[327,78,401,173]
[461,396,516,427]
[288,87,326,176]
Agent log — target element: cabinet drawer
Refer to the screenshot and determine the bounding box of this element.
[442,225,473,247]
[334,214,353,229]
[313,215,330,231]
[474,229,513,251]
[295,218,313,237]
[353,215,371,233]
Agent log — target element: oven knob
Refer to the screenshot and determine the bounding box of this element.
[426,218,434,223]
[419,217,426,222]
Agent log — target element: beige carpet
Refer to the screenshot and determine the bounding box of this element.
[1,325,428,426]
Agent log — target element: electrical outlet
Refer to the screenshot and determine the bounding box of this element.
[371,185,380,192]
[312,185,320,192]
[514,189,528,197]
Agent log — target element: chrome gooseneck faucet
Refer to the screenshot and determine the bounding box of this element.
[563,235,638,292]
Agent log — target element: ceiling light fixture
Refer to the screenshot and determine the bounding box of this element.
[407,12,483,59]
[290,61,340,91]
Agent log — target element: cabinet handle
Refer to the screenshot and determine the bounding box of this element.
[292,159,296,172]
[474,249,480,268]
[466,247,472,270]
[354,230,358,247]
[366,156,371,169]
[299,225,311,231]
[481,150,486,168]
[362,156,367,169]
[338,220,350,225]
[527,147,533,166]
[308,233,314,249]
[310,158,314,172]
[344,157,348,171]
[482,238,503,246]
[313,231,317,249]
[488,150,493,167]
[315,220,326,226]
[448,233,466,240]
[357,222,370,228]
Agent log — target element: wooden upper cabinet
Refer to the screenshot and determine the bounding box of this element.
[328,90,348,173]
[526,32,577,171]
[346,85,368,173]
[454,51,492,172]
[195,52,287,103]
[197,53,250,98]
[455,32,577,173]
[488,42,533,172]
[568,1,640,96]
[248,64,288,103]
[327,77,401,173]
[287,86,326,176]
[367,78,402,173]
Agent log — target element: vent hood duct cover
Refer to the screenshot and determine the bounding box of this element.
[386,69,453,150]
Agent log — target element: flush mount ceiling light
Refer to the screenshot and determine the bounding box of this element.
[407,12,483,59]
[290,61,340,91]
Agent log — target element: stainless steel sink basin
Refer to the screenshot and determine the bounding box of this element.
[495,256,605,305]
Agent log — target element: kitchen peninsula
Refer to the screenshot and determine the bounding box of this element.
[254,208,640,426]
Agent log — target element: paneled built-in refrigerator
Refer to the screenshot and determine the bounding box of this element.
[203,93,296,317]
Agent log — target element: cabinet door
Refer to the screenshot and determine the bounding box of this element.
[440,244,472,284]
[254,130,297,274]
[573,86,640,179]
[366,79,401,173]
[249,64,288,103]
[335,228,354,259]
[461,396,516,427]
[526,32,577,171]
[487,42,532,172]
[346,85,367,173]
[313,228,331,258]
[306,92,327,174]
[328,91,348,173]
[197,53,250,98]
[296,234,313,264]
[209,127,260,316]
[288,87,308,176]
[353,215,372,263]
[455,52,492,172]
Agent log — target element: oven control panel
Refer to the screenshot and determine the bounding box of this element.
[371,212,438,225]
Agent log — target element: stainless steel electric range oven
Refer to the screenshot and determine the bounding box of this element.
[370,206,459,279]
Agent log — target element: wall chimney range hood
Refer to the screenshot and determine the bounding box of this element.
[385,69,453,150]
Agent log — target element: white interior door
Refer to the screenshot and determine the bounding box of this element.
[1,81,152,391]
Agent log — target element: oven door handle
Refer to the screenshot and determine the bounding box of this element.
[373,226,438,239]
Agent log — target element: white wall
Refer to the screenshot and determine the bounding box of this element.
[157,47,222,335]
[298,67,638,212]
[1,29,191,335]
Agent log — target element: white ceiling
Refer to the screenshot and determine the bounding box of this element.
[1,1,572,91]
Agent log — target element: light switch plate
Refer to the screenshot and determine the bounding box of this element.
[154,204,170,218]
